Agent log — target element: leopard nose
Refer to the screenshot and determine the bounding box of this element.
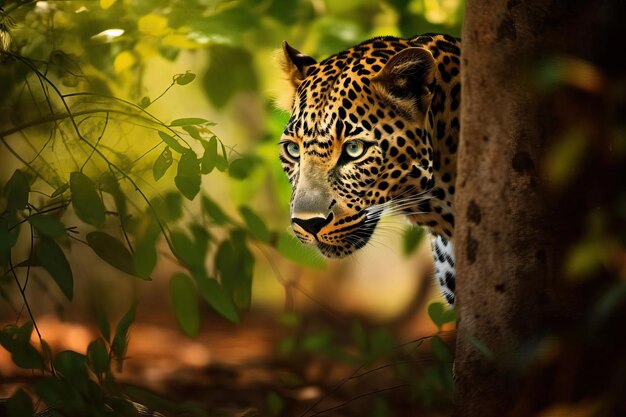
[292,213,333,236]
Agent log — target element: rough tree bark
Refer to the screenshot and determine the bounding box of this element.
[455,1,626,416]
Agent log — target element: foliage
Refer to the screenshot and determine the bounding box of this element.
[276,302,457,415]
[0,0,465,414]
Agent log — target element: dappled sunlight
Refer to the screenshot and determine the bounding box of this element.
[1,0,464,415]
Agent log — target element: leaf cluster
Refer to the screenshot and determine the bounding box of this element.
[274,308,457,414]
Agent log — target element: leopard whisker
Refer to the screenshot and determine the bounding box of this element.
[366,194,434,216]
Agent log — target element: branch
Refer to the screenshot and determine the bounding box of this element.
[14,55,177,252]
[0,108,158,137]
[81,111,109,172]
[305,384,410,416]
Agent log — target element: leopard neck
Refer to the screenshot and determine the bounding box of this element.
[406,36,461,238]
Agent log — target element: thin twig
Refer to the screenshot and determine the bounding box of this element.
[8,202,70,231]
[149,80,176,106]
[15,55,177,252]
[306,384,410,416]
[299,333,443,417]
[0,135,46,180]
[254,242,347,323]
[81,111,109,172]
[16,207,35,324]
[8,257,43,342]
[0,108,159,137]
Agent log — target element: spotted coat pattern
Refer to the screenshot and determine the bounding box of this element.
[278,34,460,305]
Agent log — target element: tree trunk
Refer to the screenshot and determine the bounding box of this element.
[455,1,626,416]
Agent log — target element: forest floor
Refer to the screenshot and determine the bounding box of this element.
[0,307,453,417]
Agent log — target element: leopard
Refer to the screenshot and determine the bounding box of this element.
[277,34,461,306]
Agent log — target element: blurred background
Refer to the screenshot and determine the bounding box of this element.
[0,0,464,415]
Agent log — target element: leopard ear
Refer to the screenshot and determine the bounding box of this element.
[372,47,436,122]
[280,41,317,86]
[275,42,317,111]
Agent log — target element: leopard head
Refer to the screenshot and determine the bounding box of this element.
[278,38,437,258]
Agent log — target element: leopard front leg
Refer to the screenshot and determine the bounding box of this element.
[431,234,456,307]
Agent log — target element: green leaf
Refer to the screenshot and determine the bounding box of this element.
[87,338,110,377]
[86,231,138,277]
[442,307,457,324]
[100,173,127,222]
[228,156,256,179]
[431,335,453,362]
[545,129,587,185]
[111,303,136,372]
[153,147,173,181]
[175,149,201,200]
[182,125,202,140]
[170,117,209,126]
[427,302,457,328]
[201,195,231,224]
[302,331,333,352]
[264,0,310,24]
[0,323,45,370]
[151,192,183,222]
[591,281,626,325]
[175,72,196,85]
[6,389,34,417]
[267,391,284,416]
[176,149,200,176]
[216,231,254,309]
[239,206,269,243]
[132,214,160,279]
[70,171,105,226]
[158,131,187,154]
[201,136,218,174]
[215,142,229,172]
[39,238,73,300]
[276,233,326,270]
[40,340,53,368]
[564,238,607,279]
[97,311,111,343]
[54,350,88,381]
[139,96,151,108]
[171,230,204,274]
[190,223,210,259]
[201,44,258,108]
[0,217,19,252]
[189,8,259,43]
[165,192,183,220]
[216,156,228,172]
[33,378,65,409]
[197,277,239,323]
[279,311,299,327]
[174,174,201,201]
[12,258,41,268]
[4,169,30,211]
[427,302,445,328]
[123,385,206,416]
[133,236,157,279]
[28,214,66,238]
[215,240,236,284]
[402,226,425,256]
[170,272,200,337]
[51,182,69,198]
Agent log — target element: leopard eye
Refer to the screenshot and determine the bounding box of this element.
[343,140,365,159]
[284,142,300,159]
